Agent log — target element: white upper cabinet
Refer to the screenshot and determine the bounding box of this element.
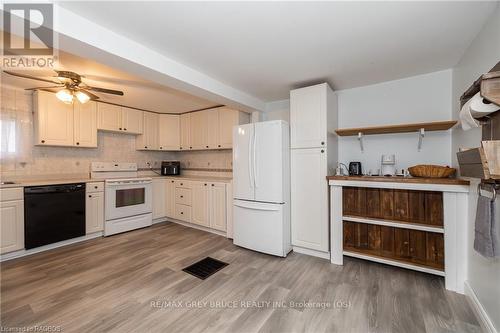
[180,113,191,151]
[97,103,122,132]
[205,109,219,149]
[74,101,97,148]
[218,107,250,149]
[34,91,97,148]
[97,104,143,134]
[136,112,159,150]
[121,107,143,134]
[190,111,205,150]
[290,83,335,149]
[158,114,180,150]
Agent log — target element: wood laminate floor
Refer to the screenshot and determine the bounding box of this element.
[1,223,481,333]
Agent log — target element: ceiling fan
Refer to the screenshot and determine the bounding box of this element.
[2,70,124,104]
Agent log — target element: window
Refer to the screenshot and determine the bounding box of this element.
[0,119,17,158]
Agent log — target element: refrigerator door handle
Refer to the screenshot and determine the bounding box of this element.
[234,201,280,211]
[248,128,254,188]
[253,128,258,188]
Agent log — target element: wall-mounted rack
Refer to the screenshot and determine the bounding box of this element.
[333,120,457,151]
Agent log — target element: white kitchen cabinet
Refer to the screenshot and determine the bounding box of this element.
[191,182,209,227]
[152,178,166,220]
[136,112,159,150]
[34,90,74,146]
[97,104,143,134]
[86,191,104,234]
[209,183,227,232]
[190,111,205,150]
[217,107,250,149]
[205,109,219,149]
[290,83,336,149]
[165,179,176,218]
[0,188,24,254]
[34,91,98,148]
[158,114,180,150]
[180,113,191,150]
[291,148,329,253]
[74,101,97,147]
[121,107,144,134]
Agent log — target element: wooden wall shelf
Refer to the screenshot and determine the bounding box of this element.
[334,120,457,136]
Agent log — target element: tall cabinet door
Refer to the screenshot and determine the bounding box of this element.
[165,179,176,218]
[291,148,328,252]
[205,109,219,149]
[209,183,227,232]
[190,111,205,150]
[35,91,74,146]
[290,84,327,149]
[232,123,255,201]
[86,192,104,234]
[0,200,24,254]
[74,101,97,147]
[180,113,191,150]
[158,114,180,150]
[136,112,159,150]
[192,182,209,226]
[218,108,238,149]
[152,178,166,219]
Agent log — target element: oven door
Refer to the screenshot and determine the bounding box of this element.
[105,178,152,221]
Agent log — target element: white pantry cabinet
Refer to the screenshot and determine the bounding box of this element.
[191,182,209,227]
[97,103,143,134]
[34,91,98,148]
[0,188,24,254]
[291,148,329,252]
[158,114,180,150]
[152,178,166,220]
[86,183,104,234]
[209,183,227,232]
[136,112,159,150]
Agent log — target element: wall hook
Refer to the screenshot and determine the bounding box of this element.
[417,128,425,151]
[358,132,364,152]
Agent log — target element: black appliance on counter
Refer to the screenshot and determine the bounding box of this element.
[348,162,362,176]
[24,183,86,249]
[161,161,181,176]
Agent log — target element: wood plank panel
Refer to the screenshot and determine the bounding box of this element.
[380,226,395,257]
[367,225,381,251]
[425,191,444,226]
[343,221,355,249]
[394,229,410,259]
[394,189,409,221]
[365,188,380,218]
[426,233,445,269]
[408,190,426,224]
[409,230,427,264]
[380,189,394,219]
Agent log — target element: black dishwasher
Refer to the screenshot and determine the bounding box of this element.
[24,183,86,249]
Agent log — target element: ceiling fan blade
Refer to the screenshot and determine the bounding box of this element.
[3,70,61,84]
[86,86,124,96]
[25,86,64,91]
[79,89,100,100]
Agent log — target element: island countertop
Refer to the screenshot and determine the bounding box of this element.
[326,175,470,186]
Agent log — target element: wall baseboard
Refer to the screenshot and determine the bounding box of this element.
[292,246,330,260]
[464,281,498,333]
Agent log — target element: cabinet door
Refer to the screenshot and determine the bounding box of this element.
[218,108,238,149]
[136,112,159,150]
[180,113,191,150]
[74,101,97,148]
[165,179,176,218]
[192,182,209,226]
[190,111,205,150]
[0,200,24,254]
[35,91,74,146]
[97,103,122,132]
[121,107,143,134]
[86,192,104,234]
[209,183,227,231]
[205,109,219,149]
[152,179,166,219]
[291,148,328,252]
[290,85,327,149]
[158,114,180,150]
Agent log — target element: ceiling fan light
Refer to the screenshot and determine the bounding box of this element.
[75,91,90,104]
[56,89,74,104]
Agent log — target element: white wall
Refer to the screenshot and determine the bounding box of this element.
[337,70,453,173]
[451,4,500,332]
[263,99,290,122]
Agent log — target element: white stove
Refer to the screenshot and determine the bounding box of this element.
[91,162,152,236]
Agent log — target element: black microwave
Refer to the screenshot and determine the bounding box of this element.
[161,161,180,176]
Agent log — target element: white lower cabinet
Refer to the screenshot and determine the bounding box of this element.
[165,179,176,219]
[291,148,329,252]
[209,183,227,232]
[86,183,104,234]
[152,178,166,219]
[0,188,24,254]
[192,182,209,227]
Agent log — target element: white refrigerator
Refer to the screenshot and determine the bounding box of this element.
[232,120,291,257]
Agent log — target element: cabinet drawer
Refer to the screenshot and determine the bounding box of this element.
[175,188,192,205]
[86,182,104,193]
[0,188,23,201]
[175,204,192,222]
[174,180,191,189]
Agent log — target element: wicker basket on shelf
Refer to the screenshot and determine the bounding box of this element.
[408,165,456,178]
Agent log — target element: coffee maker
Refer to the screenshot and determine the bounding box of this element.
[381,155,396,176]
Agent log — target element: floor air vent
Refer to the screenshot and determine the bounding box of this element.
[182,257,228,280]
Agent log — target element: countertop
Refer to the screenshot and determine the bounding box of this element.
[326,175,470,185]
[0,174,232,189]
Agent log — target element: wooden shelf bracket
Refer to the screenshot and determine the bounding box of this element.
[358,132,364,152]
[417,128,425,151]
